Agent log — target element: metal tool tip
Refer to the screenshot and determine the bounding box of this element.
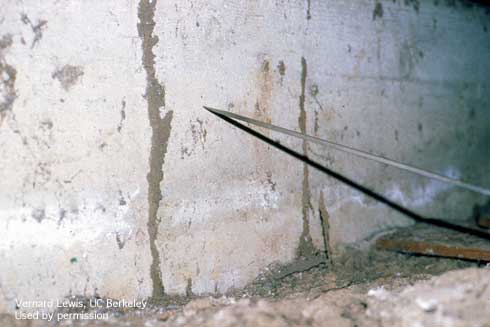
[203,106,222,115]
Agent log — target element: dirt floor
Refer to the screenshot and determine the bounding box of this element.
[1,247,489,327]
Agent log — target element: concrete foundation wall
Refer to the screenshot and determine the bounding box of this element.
[0,0,488,312]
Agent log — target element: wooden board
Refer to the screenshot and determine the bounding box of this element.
[475,200,490,229]
[376,222,490,261]
[478,216,490,228]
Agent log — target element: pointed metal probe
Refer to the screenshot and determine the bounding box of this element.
[204,106,490,197]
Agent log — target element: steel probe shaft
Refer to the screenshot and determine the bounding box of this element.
[204,106,490,197]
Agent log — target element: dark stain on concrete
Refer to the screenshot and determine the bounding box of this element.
[180,146,190,159]
[313,110,319,135]
[190,118,207,148]
[119,191,127,206]
[58,208,66,226]
[32,208,46,223]
[297,57,316,261]
[95,203,106,213]
[0,63,16,115]
[277,60,286,85]
[310,84,319,97]
[182,119,207,159]
[70,204,79,215]
[20,14,30,25]
[306,0,312,20]
[31,20,47,48]
[33,162,51,187]
[52,65,84,91]
[318,191,332,264]
[138,0,174,301]
[0,34,13,49]
[373,2,384,20]
[185,278,193,297]
[40,119,53,130]
[417,122,423,132]
[395,129,399,142]
[117,99,126,133]
[20,13,47,48]
[0,34,17,122]
[266,171,277,192]
[405,0,421,12]
[115,233,125,250]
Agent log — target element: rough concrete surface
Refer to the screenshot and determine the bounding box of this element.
[0,0,152,313]
[366,267,490,326]
[0,252,486,326]
[0,0,489,315]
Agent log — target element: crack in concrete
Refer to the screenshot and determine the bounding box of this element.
[296,57,317,260]
[137,0,173,301]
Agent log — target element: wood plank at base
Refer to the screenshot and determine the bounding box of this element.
[377,238,490,261]
[474,200,490,229]
[477,216,490,229]
[376,223,490,262]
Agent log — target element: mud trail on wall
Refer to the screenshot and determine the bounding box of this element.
[297,57,318,261]
[254,59,273,125]
[137,0,174,301]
